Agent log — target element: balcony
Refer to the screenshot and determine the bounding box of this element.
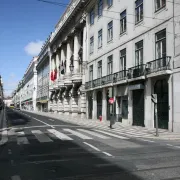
[85,81,93,89]
[72,72,82,83]
[127,64,146,80]
[85,70,127,90]
[146,56,172,77]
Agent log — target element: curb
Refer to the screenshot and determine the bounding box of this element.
[0,108,8,146]
[22,110,180,141]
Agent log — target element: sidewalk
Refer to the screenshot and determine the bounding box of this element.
[0,108,8,145]
[23,110,180,140]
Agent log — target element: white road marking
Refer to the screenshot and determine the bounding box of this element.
[63,129,93,140]
[0,130,8,145]
[47,129,73,141]
[17,132,29,145]
[32,117,54,128]
[48,119,55,122]
[83,142,101,151]
[139,139,154,143]
[11,175,21,180]
[174,146,180,149]
[93,129,129,139]
[78,129,111,139]
[31,130,53,143]
[102,151,113,157]
[167,144,174,147]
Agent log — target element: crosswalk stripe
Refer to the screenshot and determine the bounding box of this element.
[17,132,29,145]
[47,129,73,141]
[77,129,111,139]
[11,175,21,180]
[93,129,129,139]
[31,130,53,143]
[63,129,93,140]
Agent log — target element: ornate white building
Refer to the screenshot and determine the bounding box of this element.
[48,0,88,117]
[13,57,38,111]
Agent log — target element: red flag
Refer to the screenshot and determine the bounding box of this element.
[51,71,54,81]
[54,68,57,80]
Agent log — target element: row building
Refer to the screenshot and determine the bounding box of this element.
[12,0,180,132]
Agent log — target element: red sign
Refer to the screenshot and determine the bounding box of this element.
[109,98,114,104]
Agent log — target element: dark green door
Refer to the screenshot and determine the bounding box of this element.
[88,94,93,119]
[133,90,144,126]
[154,79,169,129]
[97,91,102,119]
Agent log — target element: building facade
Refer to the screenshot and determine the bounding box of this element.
[20,57,38,111]
[36,39,50,112]
[48,0,88,117]
[85,0,180,132]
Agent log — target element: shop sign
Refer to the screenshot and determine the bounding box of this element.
[129,84,144,91]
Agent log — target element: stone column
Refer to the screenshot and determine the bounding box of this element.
[145,78,153,128]
[102,87,107,121]
[128,90,133,125]
[66,39,72,75]
[92,90,97,119]
[56,51,60,80]
[80,25,87,118]
[168,75,173,132]
[73,32,80,73]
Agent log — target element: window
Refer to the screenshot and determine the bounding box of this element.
[89,8,94,25]
[120,49,126,70]
[135,40,143,66]
[120,10,127,34]
[107,21,113,42]
[107,55,113,74]
[98,29,103,48]
[107,0,113,7]
[98,0,103,17]
[155,0,166,11]
[97,60,102,78]
[89,65,93,81]
[90,36,94,54]
[135,0,143,24]
[156,29,166,58]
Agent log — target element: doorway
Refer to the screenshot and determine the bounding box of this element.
[88,93,93,119]
[133,90,144,126]
[154,79,169,129]
[97,91,102,119]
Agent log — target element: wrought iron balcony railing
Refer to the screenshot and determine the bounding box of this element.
[85,70,128,89]
[101,74,114,85]
[85,81,93,89]
[113,70,127,82]
[146,56,171,74]
[128,64,146,79]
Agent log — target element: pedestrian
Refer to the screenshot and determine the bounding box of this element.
[110,114,115,129]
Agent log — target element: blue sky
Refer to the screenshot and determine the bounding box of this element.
[0,0,68,96]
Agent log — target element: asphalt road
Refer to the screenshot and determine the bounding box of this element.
[0,108,180,180]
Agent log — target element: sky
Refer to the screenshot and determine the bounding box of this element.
[0,0,69,97]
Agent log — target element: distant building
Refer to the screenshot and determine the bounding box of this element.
[36,39,50,112]
[4,98,12,107]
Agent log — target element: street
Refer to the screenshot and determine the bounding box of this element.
[0,109,180,180]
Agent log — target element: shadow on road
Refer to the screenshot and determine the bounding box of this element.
[6,108,31,127]
[0,130,143,180]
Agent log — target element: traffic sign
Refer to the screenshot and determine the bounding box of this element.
[109,98,114,104]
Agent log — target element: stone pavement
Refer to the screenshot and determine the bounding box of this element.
[22,110,180,140]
